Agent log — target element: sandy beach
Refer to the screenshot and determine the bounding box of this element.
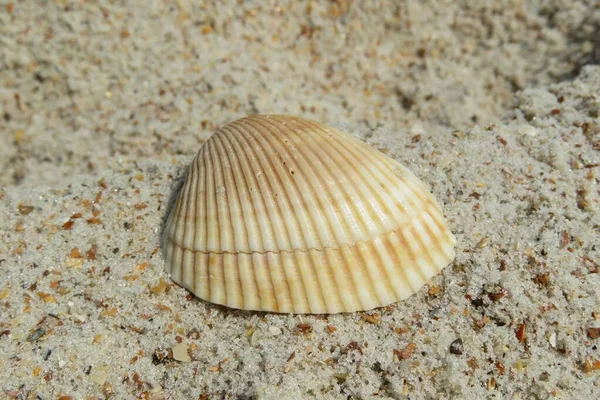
[1,1,599,398]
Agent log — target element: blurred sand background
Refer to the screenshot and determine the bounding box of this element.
[1,1,599,399]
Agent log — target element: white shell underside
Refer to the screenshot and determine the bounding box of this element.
[163,115,456,314]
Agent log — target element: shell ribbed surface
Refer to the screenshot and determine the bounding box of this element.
[163,115,456,314]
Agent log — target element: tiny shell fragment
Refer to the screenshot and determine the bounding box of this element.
[172,343,191,362]
[90,366,109,385]
[162,115,456,313]
[268,326,282,336]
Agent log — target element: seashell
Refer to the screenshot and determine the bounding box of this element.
[162,115,456,314]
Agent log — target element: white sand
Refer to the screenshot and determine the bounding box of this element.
[1,1,599,398]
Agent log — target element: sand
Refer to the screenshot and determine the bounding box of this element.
[1,1,599,399]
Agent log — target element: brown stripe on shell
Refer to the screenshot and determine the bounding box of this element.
[248,117,348,251]
[370,233,402,300]
[294,249,327,313]
[258,117,362,250]
[309,249,344,312]
[240,118,332,251]
[227,121,297,252]
[394,227,423,292]
[299,118,409,225]
[222,124,273,252]
[354,241,387,306]
[323,247,356,312]
[281,252,310,312]
[212,130,249,252]
[301,117,425,216]
[238,120,299,252]
[283,118,385,239]
[384,230,414,300]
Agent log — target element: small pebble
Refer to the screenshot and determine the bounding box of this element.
[250,329,261,346]
[517,125,537,137]
[172,343,191,362]
[549,332,557,348]
[269,326,282,336]
[587,327,600,340]
[90,366,108,385]
[449,338,464,355]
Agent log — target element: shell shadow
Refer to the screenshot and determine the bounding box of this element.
[159,163,189,253]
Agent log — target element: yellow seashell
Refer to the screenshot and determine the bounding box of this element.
[163,115,456,314]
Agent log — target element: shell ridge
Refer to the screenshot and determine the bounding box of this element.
[226,123,295,251]
[309,250,343,312]
[339,247,368,311]
[164,186,178,275]
[212,132,250,253]
[185,152,200,250]
[400,173,430,209]
[218,126,271,252]
[190,153,199,295]
[286,253,311,312]
[322,249,349,311]
[264,114,392,247]
[202,147,212,301]
[316,124,425,214]
[409,218,437,279]
[209,138,235,253]
[249,255,261,311]
[425,205,456,257]
[418,207,444,265]
[389,165,431,209]
[262,255,279,311]
[420,211,452,273]
[299,119,404,201]
[293,117,390,238]
[254,117,356,248]
[274,253,294,312]
[236,119,313,250]
[194,146,207,251]
[385,232,411,300]
[247,117,344,250]
[310,120,421,229]
[205,140,228,305]
[337,135,427,218]
[213,132,262,309]
[394,229,418,293]
[291,252,317,312]
[409,208,439,269]
[204,139,220,251]
[354,242,387,306]
[426,208,456,261]
[244,121,300,251]
[368,238,397,302]
[300,119,404,219]
[241,118,331,250]
[400,228,428,284]
[300,119,413,230]
[278,118,373,244]
[325,248,360,311]
[212,135,246,307]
